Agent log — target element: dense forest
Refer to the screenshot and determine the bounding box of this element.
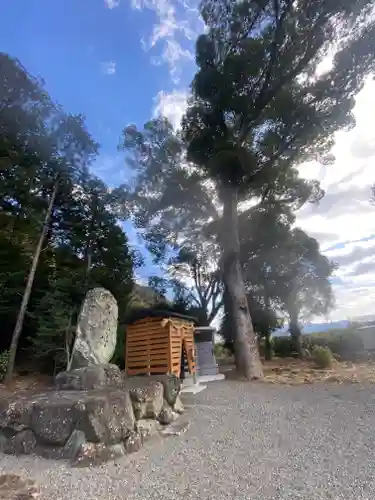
[0,53,138,374]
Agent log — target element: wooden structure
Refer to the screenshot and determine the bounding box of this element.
[125,309,197,377]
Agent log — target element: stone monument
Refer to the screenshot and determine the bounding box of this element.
[194,326,219,376]
[0,287,187,466]
[55,287,120,391]
[68,287,118,369]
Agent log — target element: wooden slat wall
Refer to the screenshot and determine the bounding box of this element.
[125,316,196,377]
[169,319,196,377]
[126,317,169,375]
[169,320,182,377]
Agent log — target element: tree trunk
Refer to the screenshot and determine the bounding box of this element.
[220,186,263,380]
[4,181,59,384]
[265,332,272,361]
[263,284,272,361]
[289,311,303,359]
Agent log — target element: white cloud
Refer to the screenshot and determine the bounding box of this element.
[153,89,188,129]
[131,0,201,83]
[296,76,375,320]
[104,0,120,8]
[151,39,194,84]
[152,79,375,322]
[100,60,116,75]
[143,2,375,322]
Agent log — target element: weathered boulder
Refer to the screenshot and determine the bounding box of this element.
[68,287,118,370]
[0,390,135,451]
[0,474,40,500]
[75,391,134,444]
[136,419,160,441]
[36,429,86,461]
[173,395,185,414]
[129,382,163,420]
[156,375,181,407]
[55,364,124,391]
[2,429,36,455]
[63,429,86,460]
[0,395,33,431]
[124,431,142,454]
[158,401,178,425]
[125,375,180,406]
[31,394,76,445]
[72,442,125,468]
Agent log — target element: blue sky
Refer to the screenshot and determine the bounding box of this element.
[1,0,199,281]
[2,0,375,320]
[1,0,190,158]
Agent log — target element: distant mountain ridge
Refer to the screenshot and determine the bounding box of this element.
[274,317,375,336]
[275,320,350,336]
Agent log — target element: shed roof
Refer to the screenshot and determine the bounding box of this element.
[126,308,198,325]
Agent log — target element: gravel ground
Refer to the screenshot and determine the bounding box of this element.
[1,381,375,500]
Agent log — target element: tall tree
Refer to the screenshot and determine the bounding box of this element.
[270,228,336,356]
[4,112,99,383]
[180,0,375,378]
[148,240,223,325]
[169,243,223,325]
[221,293,281,360]
[0,54,138,380]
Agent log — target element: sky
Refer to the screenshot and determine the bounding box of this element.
[1,0,375,322]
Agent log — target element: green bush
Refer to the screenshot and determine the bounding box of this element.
[111,324,126,370]
[0,350,9,381]
[272,329,365,361]
[272,336,294,357]
[312,345,333,369]
[214,344,232,359]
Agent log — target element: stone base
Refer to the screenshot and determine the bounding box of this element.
[180,383,207,394]
[0,374,185,467]
[198,374,225,383]
[55,364,124,391]
[196,364,219,377]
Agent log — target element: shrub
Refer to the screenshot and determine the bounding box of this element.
[312,346,333,369]
[272,337,294,358]
[214,344,232,359]
[111,324,126,370]
[0,350,9,381]
[272,329,365,361]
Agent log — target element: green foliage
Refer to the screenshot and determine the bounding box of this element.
[111,324,126,370]
[303,330,365,361]
[213,343,232,359]
[273,329,365,361]
[312,346,333,370]
[0,350,9,381]
[221,293,281,345]
[117,0,375,378]
[258,338,275,360]
[272,337,294,358]
[28,287,73,374]
[241,207,336,326]
[0,53,136,372]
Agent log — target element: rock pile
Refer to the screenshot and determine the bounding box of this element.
[0,474,40,500]
[0,288,187,467]
[0,371,184,467]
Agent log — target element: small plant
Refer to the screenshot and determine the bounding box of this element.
[312,346,333,369]
[0,350,10,381]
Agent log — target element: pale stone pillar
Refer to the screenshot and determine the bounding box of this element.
[194,327,219,376]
